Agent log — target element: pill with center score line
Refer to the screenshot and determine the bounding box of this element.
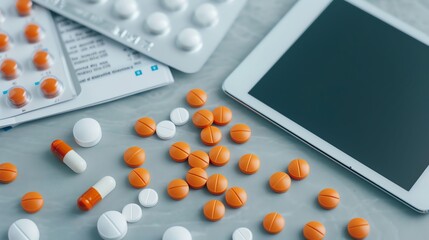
[170,107,190,126]
[156,120,176,140]
[138,188,159,208]
[8,219,39,240]
[162,226,192,240]
[77,176,116,211]
[232,227,253,240]
[51,139,87,173]
[97,211,128,240]
[122,203,142,223]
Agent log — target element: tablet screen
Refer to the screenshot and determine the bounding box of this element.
[249,0,429,190]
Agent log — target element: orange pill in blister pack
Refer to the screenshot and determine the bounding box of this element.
[8,87,30,107]
[0,33,10,52]
[1,59,20,80]
[33,50,52,70]
[24,23,43,43]
[16,0,32,16]
[40,77,62,98]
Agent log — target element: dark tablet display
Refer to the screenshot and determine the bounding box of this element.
[250,0,429,190]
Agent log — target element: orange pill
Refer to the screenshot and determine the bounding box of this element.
[263,212,285,234]
[123,146,146,168]
[203,199,225,221]
[186,167,208,189]
[318,188,340,210]
[169,141,191,162]
[25,23,42,43]
[213,106,232,126]
[347,218,370,239]
[269,172,291,193]
[230,123,251,144]
[16,0,32,16]
[8,87,29,107]
[40,77,61,98]
[192,109,214,128]
[33,50,52,70]
[238,153,260,175]
[225,187,247,208]
[0,162,18,183]
[21,192,44,213]
[206,173,228,195]
[200,126,222,146]
[288,158,310,180]
[188,150,210,169]
[128,168,150,188]
[208,145,230,167]
[134,117,156,137]
[0,33,10,52]
[167,179,189,200]
[303,221,326,240]
[1,59,19,79]
[186,88,207,108]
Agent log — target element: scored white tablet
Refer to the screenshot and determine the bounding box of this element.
[223,0,429,212]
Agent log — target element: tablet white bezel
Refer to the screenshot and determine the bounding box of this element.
[223,0,429,212]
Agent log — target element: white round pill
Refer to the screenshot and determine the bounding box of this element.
[162,0,188,11]
[176,28,202,52]
[156,120,176,140]
[8,219,39,240]
[162,226,192,240]
[170,107,189,126]
[113,0,139,19]
[73,118,102,147]
[194,3,219,27]
[122,203,142,223]
[138,188,159,208]
[232,227,253,240]
[97,211,128,240]
[145,12,170,35]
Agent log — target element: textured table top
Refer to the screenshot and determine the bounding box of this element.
[1,0,429,239]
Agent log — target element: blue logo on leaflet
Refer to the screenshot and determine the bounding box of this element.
[2,90,7,95]
[151,65,158,71]
[135,70,143,76]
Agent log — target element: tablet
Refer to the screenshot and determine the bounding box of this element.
[223,0,429,212]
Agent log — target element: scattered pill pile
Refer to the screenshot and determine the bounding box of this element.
[2,88,371,240]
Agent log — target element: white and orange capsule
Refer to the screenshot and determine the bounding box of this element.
[77,176,116,211]
[50,139,87,173]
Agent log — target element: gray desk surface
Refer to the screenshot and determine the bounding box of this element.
[1,0,429,239]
